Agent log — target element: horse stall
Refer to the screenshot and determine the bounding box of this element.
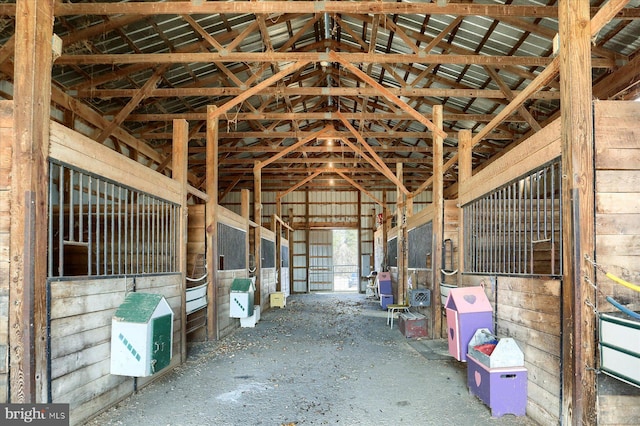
[47,121,186,425]
[457,118,562,425]
[455,100,640,425]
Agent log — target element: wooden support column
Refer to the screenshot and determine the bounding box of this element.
[371,208,377,274]
[172,119,189,362]
[305,190,310,293]
[559,0,596,424]
[274,215,281,292]
[357,191,362,293]
[254,163,262,299]
[206,105,219,340]
[457,130,472,288]
[382,191,388,272]
[288,208,294,294]
[431,105,444,338]
[241,188,250,284]
[10,0,54,403]
[275,197,282,291]
[396,163,406,304]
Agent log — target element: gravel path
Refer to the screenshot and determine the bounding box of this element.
[87,293,538,426]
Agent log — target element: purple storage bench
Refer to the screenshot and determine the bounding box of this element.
[466,328,527,417]
[467,354,527,417]
[445,286,493,361]
[377,272,393,309]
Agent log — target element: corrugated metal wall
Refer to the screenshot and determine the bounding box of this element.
[218,188,433,293]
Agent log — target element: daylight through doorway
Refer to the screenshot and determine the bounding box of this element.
[332,229,358,292]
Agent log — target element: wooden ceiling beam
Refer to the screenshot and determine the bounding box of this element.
[332,52,449,140]
[54,51,615,68]
[128,111,527,123]
[73,86,560,100]
[484,66,542,132]
[33,2,637,19]
[473,0,630,148]
[337,113,410,195]
[94,65,168,144]
[255,125,330,169]
[335,170,384,207]
[205,60,310,119]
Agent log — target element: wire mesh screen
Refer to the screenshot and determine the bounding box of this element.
[48,161,179,277]
[463,158,562,277]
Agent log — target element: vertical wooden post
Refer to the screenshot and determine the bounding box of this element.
[288,207,294,294]
[371,208,377,273]
[396,163,405,304]
[10,0,54,403]
[431,105,444,338]
[206,105,219,340]
[458,129,472,288]
[382,191,388,272]
[241,188,250,283]
[357,191,362,292]
[559,0,596,423]
[276,196,282,291]
[172,119,189,362]
[253,163,262,301]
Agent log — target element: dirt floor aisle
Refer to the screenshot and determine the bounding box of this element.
[87,293,538,426]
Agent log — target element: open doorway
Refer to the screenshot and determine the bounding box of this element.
[308,229,359,292]
[332,229,358,292]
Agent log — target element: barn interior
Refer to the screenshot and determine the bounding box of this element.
[1,1,640,425]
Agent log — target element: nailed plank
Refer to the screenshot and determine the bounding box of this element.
[50,341,111,380]
[51,293,124,320]
[65,377,132,425]
[50,324,111,360]
[596,193,640,214]
[527,382,561,425]
[459,118,561,204]
[596,171,640,192]
[596,234,640,256]
[598,395,640,425]
[49,122,182,204]
[50,309,115,340]
[596,213,640,235]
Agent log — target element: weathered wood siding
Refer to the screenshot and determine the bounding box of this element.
[186,205,207,340]
[0,101,13,403]
[458,118,563,426]
[594,100,640,425]
[50,274,182,426]
[594,101,640,312]
[495,277,561,425]
[187,205,206,276]
[45,122,186,425]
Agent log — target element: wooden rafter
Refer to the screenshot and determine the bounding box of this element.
[54,51,615,68]
[95,65,168,144]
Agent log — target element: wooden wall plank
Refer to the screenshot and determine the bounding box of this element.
[598,395,640,425]
[596,213,640,235]
[49,122,182,204]
[487,275,562,425]
[595,108,640,316]
[0,128,10,189]
[66,378,132,426]
[459,118,561,205]
[50,325,111,360]
[596,193,640,214]
[49,274,183,423]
